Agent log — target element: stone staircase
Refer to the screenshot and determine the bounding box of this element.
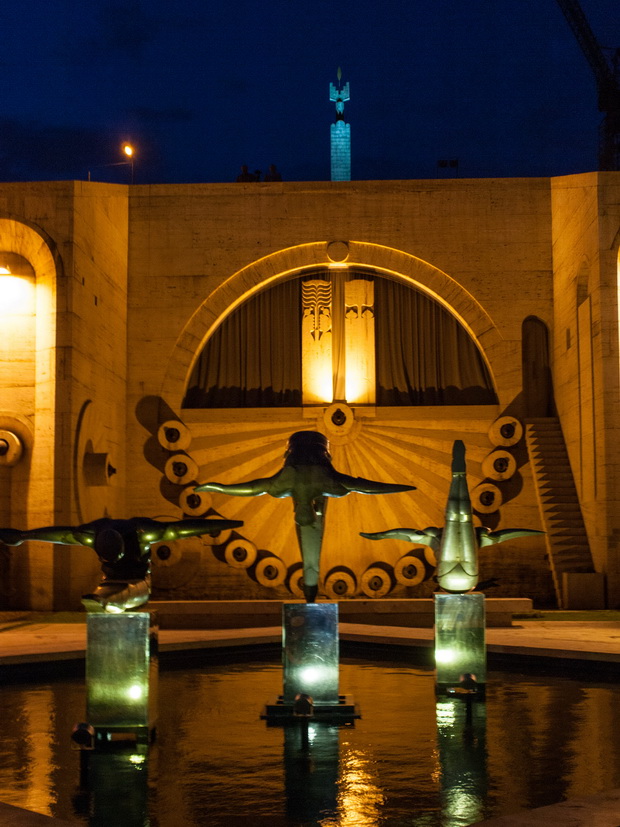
[525,418,594,607]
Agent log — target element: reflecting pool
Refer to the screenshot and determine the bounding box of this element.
[0,657,619,826]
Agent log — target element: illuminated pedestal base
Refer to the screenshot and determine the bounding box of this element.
[86,612,158,745]
[262,603,359,722]
[435,593,486,697]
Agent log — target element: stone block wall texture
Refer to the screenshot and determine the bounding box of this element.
[0,174,617,608]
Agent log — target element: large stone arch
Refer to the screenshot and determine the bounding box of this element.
[0,215,61,608]
[161,241,505,409]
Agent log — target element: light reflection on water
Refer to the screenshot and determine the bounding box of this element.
[0,659,618,826]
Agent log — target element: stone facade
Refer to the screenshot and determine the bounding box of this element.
[0,173,618,609]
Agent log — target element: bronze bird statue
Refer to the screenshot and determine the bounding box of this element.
[195,430,415,602]
[360,439,543,594]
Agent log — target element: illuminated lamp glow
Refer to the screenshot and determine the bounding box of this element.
[127,684,144,700]
[299,666,324,685]
[435,648,456,665]
[0,274,34,314]
[122,143,134,157]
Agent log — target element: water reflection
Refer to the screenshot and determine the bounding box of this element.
[0,661,617,825]
[284,723,339,823]
[73,746,151,827]
[436,698,487,826]
[335,743,385,826]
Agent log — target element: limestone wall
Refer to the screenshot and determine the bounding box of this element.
[551,172,620,605]
[4,175,618,607]
[123,179,555,605]
[0,182,129,608]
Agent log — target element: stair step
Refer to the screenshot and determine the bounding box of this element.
[525,421,595,607]
[540,495,580,503]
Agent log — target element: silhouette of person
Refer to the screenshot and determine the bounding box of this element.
[236,165,255,182]
[0,516,243,613]
[265,164,282,181]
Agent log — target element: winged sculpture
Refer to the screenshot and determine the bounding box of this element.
[195,430,415,602]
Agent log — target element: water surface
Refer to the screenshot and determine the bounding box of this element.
[0,657,618,826]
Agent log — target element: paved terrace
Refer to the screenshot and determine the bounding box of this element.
[0,611,618,826]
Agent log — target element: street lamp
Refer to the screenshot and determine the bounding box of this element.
[122,143,135,183]
[88,143,136,183]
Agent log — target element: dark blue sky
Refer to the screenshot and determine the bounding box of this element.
[2,0,619,184]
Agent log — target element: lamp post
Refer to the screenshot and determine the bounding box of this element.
[88,143,136,183]
[122,143,135,183]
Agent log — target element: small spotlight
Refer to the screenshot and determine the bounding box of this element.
[122,143,134,158]
[293,693,314,718]
[127,684,144,700]
[71,722,95,750]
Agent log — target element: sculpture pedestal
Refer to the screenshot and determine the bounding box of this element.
[262,603,359,721]
[86,612,158,745]
[434,593,486,697]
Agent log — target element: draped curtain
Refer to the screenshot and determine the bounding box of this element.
[183,279,302,407]
[374,278,497,405]
[183,274,497,408]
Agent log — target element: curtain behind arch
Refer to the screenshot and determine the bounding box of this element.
[183,279,302,407]
[375,278,497,405]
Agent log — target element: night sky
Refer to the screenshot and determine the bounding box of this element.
[2,0,619,184]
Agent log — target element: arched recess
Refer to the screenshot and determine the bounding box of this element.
[522,316,554,418]
[150,242,514,603]
[161,241,503,408]
[0,216,61,608]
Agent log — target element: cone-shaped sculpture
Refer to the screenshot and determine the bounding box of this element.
[195,430,415,602]
[361,439,543,593]
[0,516,243,612]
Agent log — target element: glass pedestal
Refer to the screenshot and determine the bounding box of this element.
[86,612,158,744]
[262,603,359,721]
[434,593,486,696]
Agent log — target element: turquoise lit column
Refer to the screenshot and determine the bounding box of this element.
[330,69,351,181]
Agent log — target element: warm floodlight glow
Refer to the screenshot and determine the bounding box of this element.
[345,363,368,404]
[0,274,35,314]
[343,277,375,404]
[122,143,134,158]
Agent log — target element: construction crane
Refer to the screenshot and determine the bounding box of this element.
[556,0,620,170]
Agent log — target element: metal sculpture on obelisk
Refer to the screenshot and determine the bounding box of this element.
[330,68,350,181]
